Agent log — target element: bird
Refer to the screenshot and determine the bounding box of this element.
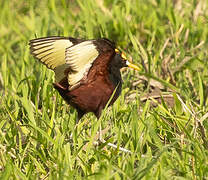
[29,36,140,121]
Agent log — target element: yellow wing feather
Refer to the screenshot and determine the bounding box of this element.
[30,37,99,89]
[29,37,73,69]
[65,41,99,87]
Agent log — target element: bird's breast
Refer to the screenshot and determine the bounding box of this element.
[54,68,122,115]
[68,76,116,111]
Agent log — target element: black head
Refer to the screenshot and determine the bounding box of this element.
[110,51,128,69]
[93,38,140,72]
[108,49,129,85]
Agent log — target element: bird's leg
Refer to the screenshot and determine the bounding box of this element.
[94,107,104,142]
[99,124,104,142]
[77,109,85,124]
[70,109,85,140]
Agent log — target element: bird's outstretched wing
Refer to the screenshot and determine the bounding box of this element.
[29,36,74,69]
[29,36,115,89]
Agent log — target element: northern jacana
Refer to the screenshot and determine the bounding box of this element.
[29,36,140,120]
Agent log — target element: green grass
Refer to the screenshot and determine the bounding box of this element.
[0,0,208,179]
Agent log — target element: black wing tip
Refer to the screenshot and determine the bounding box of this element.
[28,36,62,53]
[29,36,69,44]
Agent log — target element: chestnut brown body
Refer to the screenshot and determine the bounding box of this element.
[53,48,122,119]
[29,36,139,120]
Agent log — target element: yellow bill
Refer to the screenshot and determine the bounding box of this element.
[126,60,140,71]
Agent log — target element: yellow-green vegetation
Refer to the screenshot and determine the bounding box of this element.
[0,0,208,179]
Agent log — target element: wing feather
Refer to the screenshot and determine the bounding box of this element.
[29,37,73,69]
[29,37,115,90]
[65,41,99,87]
